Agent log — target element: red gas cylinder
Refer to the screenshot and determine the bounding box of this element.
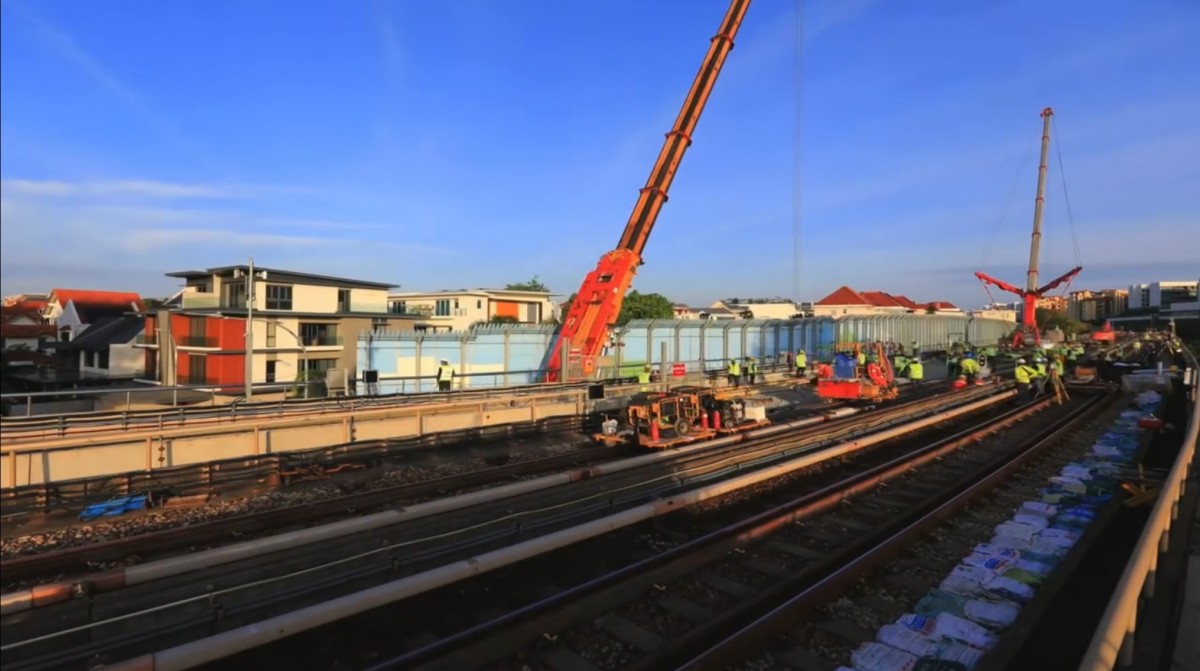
[700,410,709,430]
[650,421,661,442]
[712,411,722,431]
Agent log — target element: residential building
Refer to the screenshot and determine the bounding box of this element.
[3,294,49,311]
[54,315,145,380]
[1034,295,1069,314]
[0,305,55,368]
[697,306,738,320]
[1067,289,1128,323]
[714,299,799,320]
[924,301,961,313]
[387,289,557,332]
[969,307,1018,323]
[672,304,701,320]
[812,286,927,316]
[1127,280,1199,311]
[42,289,144,342]
[138,265,419,389]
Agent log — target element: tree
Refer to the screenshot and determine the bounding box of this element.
[489,315,519,324]
[617,291,675,325]
[557,290,676,326]
[505,275,549,293]
[1035,307,1087,336]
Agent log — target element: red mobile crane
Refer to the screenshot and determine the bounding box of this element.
[543,0,752,382]
[975,107,1081,348]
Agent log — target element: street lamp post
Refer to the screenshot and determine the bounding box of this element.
[234,259,267,400]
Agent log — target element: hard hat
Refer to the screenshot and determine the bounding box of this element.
[1017,358,1026,364]
[440,359,448,364]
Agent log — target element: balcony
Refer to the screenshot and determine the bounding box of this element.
[302,335,343,347]
[181,292,221,309]
[346,301,389,314]
[179,335,219,348]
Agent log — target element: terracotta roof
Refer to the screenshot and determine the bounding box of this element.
[924,301,959,310]
[49,289,144,312]
[860,291,904,308]
[889,294,922,310]
[1,306,44,324]
[815,286,870,306]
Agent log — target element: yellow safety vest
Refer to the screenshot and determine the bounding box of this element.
[908,362,924,380]
[748,360,758,374]
[437,364,453,381]
[795,352,807,367]
[728,361,740,375]
[637,370,651,384]
[857,353,866,365]
[1015,365,1038,383]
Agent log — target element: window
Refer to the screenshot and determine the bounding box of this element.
[304,358,338,374]
[265,360,277,383]
[338,289,352,312]
[187,354,208,384]
[372,318,388,332]
[189,316,207,336]
[223,282,247,309]
[300,323,339,346]
[389,300,407,314]
[85,351,95,367]
[265,284,293,310]
[435,299,451,316]
[477,300,482,309]
[266,321,277,347]
[98,349,110,370]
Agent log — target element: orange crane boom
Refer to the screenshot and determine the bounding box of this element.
[544,0,752,382]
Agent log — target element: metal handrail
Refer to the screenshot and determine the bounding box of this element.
[0,358,805,439]
[1078,346,1199,669]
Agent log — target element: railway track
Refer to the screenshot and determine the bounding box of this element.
[1,386,997,670]
[0,383,869,581]
[236,389,1113,671]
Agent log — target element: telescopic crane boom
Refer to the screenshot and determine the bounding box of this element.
[543,0,752,382]
[975,107,1081,347]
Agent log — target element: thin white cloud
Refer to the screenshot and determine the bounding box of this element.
[1,179,234,199]
[4,1,220,171]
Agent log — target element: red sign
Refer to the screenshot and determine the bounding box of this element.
[671,363,686,377]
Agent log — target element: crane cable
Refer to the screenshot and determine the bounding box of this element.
[791,0,805,305]
[976,135,1037,307]
[1052,117,1084,270]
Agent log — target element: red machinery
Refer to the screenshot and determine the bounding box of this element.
[543,0,751,382]
[976,108,1081,348]
[1092,321,1116,343]
[816,343,899,403]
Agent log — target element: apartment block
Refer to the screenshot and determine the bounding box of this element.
[387,289,557,332]
[138,265,420,389]
[1067,289,1128,323]
[1127,281,1199,311]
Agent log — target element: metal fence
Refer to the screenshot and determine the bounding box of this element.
[1079,347,1199,669]
[358,315,1014,394]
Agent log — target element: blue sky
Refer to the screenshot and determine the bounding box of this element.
[1,0,1197,308]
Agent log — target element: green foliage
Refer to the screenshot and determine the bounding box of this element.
[504,275,549,293]
[288,369,326,398]
[617,291,675,325]
[558,290,676,326]
[489,315,519,324]
[1035,307,1088,335]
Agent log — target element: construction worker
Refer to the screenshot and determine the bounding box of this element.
[436,359,454,391]
[795,349,807,378]
[960,354,980,385]
[856,349,867,370]
[1033,354,1048,397]
[911,340,919,356]
[638,364,652,390]
[908,356,924,388]
[1014,358,1040,401]
[727,358,741,388]
[745,356,758,385]
[947,350,960,380]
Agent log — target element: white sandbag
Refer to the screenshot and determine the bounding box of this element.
[973,543,1022,561]
[964,598,1021,628]
[877,624,941,657]
[985,574,1036,602]
[940,574,987,597]
[961,553,1012,572]
[850,642,918,671]
[950,564,997,585]
[994,521,1040,542]
[1018,501,1057,518]
[1012,513,1050,530]
[897,612,998,650]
